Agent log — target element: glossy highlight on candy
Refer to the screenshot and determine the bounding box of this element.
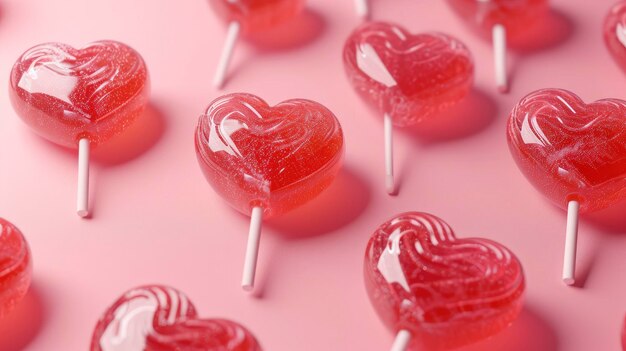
[0,219,32,318]
[195,93,344,218]
[91,285,262,351]
[209,0,305,33]
[364,212,525,350]
[343,22,473,126]
[9,41,150,148]
[604,1,626,72]
[507,89,626,213]
[446,0,548,38]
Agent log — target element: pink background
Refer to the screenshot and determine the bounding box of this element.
[0,0,625,350]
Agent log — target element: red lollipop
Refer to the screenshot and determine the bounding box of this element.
[210,0,306,88]
[91,285,261,351]
[195,93,344,290]
[446,0,548,92]
[605,1,626,72]
[365,212,525,351]
[507,89,626,285]
[343,22,473,194]
[9,41,150,217]
[0,219,32,318]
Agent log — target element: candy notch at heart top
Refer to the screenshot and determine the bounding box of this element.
[365,212,525,351]
[9,41,150,218]
[604,1,626,72]
[0,219,32,318]
[446,0,548,92]
[343,21,473,194]
[91,285,261,351]
[507,88,626,285]
[195,93,344,290]
[210,0,305,88]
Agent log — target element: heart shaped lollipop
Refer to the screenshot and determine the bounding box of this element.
[9,41,150,217]
[446,0,548,91]
[195,93,344,290]
[604,1,626,72]
[0,219,32,318]
[210,0,305,88]
[91,285,261,351]
[365,212,525,351]
[507,88,626,285]
[343,21,473,193]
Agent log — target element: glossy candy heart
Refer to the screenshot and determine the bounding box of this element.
[507,89,626,213]
[343,22,473,127]
[209,0,305,33]
[446,0,548,38]
[195,93,344,218]
[365,212,525,350]
[91,285,261,351]
[9,41,150,148]
[0,219,32,318]
[604,1,626,72]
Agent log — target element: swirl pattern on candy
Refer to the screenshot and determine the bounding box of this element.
[9,41,149,148]
[195,93,344,218]
[91,285,262,351]
[446,0,548,37]
[604,1,626,72]
[343,22,474,127]
[209,0,305,33]
[365,212,525,350]
[507,89,626,213]
[0,219,32,318]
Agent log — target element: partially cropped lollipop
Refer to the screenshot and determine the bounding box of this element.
[447,0,548,92]
[91,285,261,351]
[354,0,369,18]
[195,93,344,290]
[9,41,150,217]
[343,22,474,194]
[0,219,32,319]
[365,212,525,351]
[604,1,626,72]
[210,0,305,88]
[507,89,626,285]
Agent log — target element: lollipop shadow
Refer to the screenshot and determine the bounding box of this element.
[509,9,574,54]
[403,88,498,145]
[0,284,46,351]
[91,103,166,166]
[244,9,326,52]
[266,166,370,239]
[459,307,559,351]
[584,200,626,235]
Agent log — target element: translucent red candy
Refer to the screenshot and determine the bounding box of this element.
[195,93,344,218]
[343,22,473,127]
[507,89,626,213]
[446,0,548,38]
[364,212,525,350]
[209,0,305,33]
[0,219,32,318]
[91,285,262,351]
[604,1,626,72]
[9,41,150,148]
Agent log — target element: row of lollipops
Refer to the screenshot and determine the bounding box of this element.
[1,0,626,350]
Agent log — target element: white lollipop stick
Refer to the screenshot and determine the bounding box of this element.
[355,0,369,18]
[562,200,580,285]
[213,21,241,89]
[242,206,263,291]
[391,330,411,351]
[493,24,508,93]
[384,113,395,195]
[76,138,90,218]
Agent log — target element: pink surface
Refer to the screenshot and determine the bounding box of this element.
[0,0,624,351]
